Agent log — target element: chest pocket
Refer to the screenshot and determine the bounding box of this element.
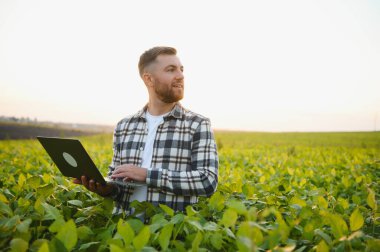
[119,126,146,165]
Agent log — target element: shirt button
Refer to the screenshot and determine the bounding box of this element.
[140,147,143,151]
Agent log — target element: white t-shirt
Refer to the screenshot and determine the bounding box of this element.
[129,111,165,205]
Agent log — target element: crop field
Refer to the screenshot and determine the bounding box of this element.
[0,123,98,140]
[0,132,379,251]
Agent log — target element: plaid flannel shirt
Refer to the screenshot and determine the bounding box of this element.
[108,103,218,214]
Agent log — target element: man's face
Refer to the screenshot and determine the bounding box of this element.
[148,54,184,103]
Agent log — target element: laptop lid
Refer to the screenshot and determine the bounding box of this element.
[36,136,107,185]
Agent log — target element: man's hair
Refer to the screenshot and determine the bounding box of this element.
[138,46,177,77]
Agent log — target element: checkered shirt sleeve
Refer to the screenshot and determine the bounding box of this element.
[146,118,218,197]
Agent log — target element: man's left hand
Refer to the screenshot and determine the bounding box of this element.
[111,164,147,182]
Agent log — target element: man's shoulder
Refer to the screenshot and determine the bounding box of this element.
[177,106,213,133]
[114,111,143,131]
[117,113,140,124]
[181,108,210,124]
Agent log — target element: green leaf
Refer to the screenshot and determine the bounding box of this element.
[338,197,349,210]
[268,229,281,249]
[367,188,377,211]
[102,197,115,212]
[78,242,100,250]
[133,226,150,251]
[227,199,247,215]
[366,239,380,252]
[2,215,20,232]
[56,219,78,251]
[117,219,135,246]
[203,221,218,231]
[172,240,186,252]
[237,221,263,246]
[49,217,65,233]
[224,227,236,239]
[317,196,328,209]
[220,209,238,228]
[42,202,62,220]
[186,205,198,217]
[237,236,252,252]
[252,226,264,245]
[349,208,364,231]
[210,232,223,250]
[0,192,9,203]
[108,239,124,249]
[209,191,225,211]
[191,231,203,252]
[68,200,83,207]
[10,238,28,252]
[0,201,13,216]
[316,240,329,252]
[77,226,94,240]
[36,241,49,252]
[159,204,174,217]
[27,176,41,189]
[187,219,204,231]
[158,223,173,250]
[341,176,350,188]
[242,183,254,197]
[352,195,361,205]
[170,213,184,225]
[149,213,168,233]
[75,217,87,224]
[16,218,32,233]
[110,244,125,252]
[34,197,44,215]
[127,219,144,234]
[41,174,52,184]
[37,184,54,197]
[327,213,348,239]
[290,196,307,207]
[18,173,26,187]
[314,229,332,246]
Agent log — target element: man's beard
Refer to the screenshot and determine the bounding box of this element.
[154,80,184,103]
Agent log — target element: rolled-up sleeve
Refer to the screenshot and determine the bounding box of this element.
[147,119,218,197]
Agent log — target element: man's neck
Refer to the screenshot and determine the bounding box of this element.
[147,99,176,116]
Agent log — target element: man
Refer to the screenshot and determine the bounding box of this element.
[74,46,218,215]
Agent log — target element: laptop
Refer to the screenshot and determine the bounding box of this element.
[36,136,144,187]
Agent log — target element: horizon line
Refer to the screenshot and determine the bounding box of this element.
[1,116,379,134]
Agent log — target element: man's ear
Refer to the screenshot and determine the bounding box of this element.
[142,72,154,87]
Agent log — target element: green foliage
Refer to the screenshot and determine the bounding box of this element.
[0,132,379,251]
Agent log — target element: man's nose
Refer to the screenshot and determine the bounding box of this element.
[176,70,184,79]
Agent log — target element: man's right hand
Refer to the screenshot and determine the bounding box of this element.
[73,176,115,197]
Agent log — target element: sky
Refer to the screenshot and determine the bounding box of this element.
[1,0,379,132]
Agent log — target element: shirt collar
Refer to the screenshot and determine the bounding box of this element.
[137,102,184,119]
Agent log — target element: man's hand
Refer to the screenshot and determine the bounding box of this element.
[111,164,147,182]
[73,176,115,197]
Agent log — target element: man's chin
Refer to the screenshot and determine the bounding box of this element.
[161,96,183,104]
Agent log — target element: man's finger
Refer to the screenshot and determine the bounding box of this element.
[73,178,81,184]
[81,176,89,188]
[111,172,129,178]
[112,167,129,175]
[88,180,96,191]
[112,169,121,175]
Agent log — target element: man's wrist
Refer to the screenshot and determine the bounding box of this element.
[103,184,118,197]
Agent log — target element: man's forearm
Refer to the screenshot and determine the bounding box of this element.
[146,166,218,197]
